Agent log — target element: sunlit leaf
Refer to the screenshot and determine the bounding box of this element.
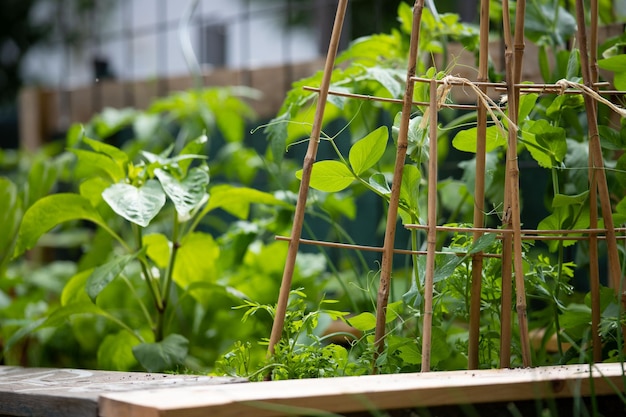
[98,330,141,371]
[452,125,506,153]
[296,160,354,192]
[15,194,107,257]
[154,166,209,218]
[349,126,389,175]
[102,180,166,227]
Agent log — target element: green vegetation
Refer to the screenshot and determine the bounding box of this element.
[1,6,626,410]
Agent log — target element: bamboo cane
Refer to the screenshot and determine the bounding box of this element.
[373,0,424,373]
[574,0,625,352]
[502,0,532,367]
[421,78,439,372]
[468,0,490,370]
[266,0,349,360]
[587,0,602,363]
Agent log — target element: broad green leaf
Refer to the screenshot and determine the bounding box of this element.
[79,176,111,207]
[202,185,289,219]
[102,180,166,227]
[15,194,107,257]
[173,232,220,301]
[552,191,589,208]
[469,233,497,254]
[349,126,388,175]
[598,54,626,72]
[296,160,354,192]
[98,330,140,371]
[0,178,22,269]
[70,149,125,182]
[86,253,139,302]
[154,167,209,219]
[144,233,171,269]
[614,71,626,91]
[347,312,376,331]
[397,342,421,365]
[526,120,567,168]
[132,334,189,372]
[66,123,85,147]
[452,125,506,153]
[518,93,538,121]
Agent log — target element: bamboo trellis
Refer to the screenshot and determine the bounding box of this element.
[267,0,626,374]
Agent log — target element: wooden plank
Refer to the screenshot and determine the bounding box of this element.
[99,363,626,417]
[0,366,243,417]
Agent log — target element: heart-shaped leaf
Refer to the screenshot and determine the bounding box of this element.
[103,180,166,227]
[154,167,209,219]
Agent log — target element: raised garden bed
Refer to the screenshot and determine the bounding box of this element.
[1,363,623,417]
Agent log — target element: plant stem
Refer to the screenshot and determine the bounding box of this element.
[132,223,165,339]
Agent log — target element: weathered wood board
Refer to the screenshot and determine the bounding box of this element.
[99,363,626,417]
[0,366,243,417]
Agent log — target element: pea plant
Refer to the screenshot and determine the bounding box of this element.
[251,0,626,375]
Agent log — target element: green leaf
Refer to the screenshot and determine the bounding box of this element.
[297,160,354,192]
[452,125,506,153]
[79,176,111,207]
[202,185,289,219]
[179,135,208,175]
[0,178,22,269]
[43,302,111,327]
[15,194,107,257]
[70,149,125,182]
[526,120,567,168]
[144,233,171,269]
[98,330,141,371]
[132,334,189,372]
[102,180,166,227]
[369,173,391,195]
[82,137,129,165]
[363,67,404,98]
[86,253,139,302]
[518,93,538,121]
[347,312,376,332]
[469,233,497,254]
[552,191,589,208]
[614,71,626,91]
[154,167,209,219]
[349,126,388,175]
[598,54,626,72]
[173,232,220,301]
